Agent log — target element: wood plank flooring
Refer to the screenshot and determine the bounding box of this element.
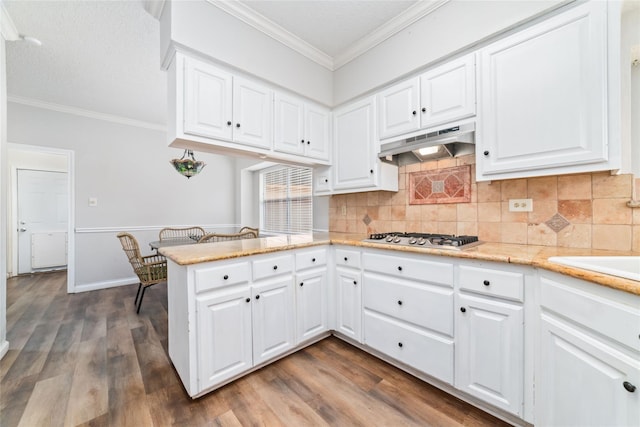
[1,271,511,426]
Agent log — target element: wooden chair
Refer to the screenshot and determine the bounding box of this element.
[158,226,206,242]
[117,232,167,314]
[238,226,259,237]
[197,230,258,244]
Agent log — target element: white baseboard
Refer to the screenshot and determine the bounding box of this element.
[0,340,9,360]
[72,276,139,293]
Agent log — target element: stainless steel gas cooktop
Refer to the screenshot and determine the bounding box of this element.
[363,232,482,251]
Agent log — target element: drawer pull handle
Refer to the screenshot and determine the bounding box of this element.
[397,300,403,306]
[623,381,636,393]
[273,265,278,270]
[312,258,316,262]
[483,280,490,286]
[245,298,250,303]
[460,307,466,313]
[398,342,403,348]
[223,275,229,280]
[299,282,304,287]
[255,295,260,300]
[397,266,402,271]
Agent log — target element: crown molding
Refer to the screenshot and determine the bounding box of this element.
[207,0,450,71]
[1,3,20,41]
[143,0,166,20]
[333,0,451,70]
[207,0,334,70]
[7,95,167,131]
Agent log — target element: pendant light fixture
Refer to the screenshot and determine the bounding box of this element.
[170,149,206,178]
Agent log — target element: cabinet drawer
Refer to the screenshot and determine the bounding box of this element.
[295,248,327,270]
[364,311,454,384]
[335,248,361,268]
[363,252,453,287]
[363,273,453,336]
[459,265,524,302]
[195,262,250,293]
[252,254,294,281]
[540,276,640,352]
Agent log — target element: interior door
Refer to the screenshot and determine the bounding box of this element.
[17,169,68,274]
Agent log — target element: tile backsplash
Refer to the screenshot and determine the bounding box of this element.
[328,155,640,252]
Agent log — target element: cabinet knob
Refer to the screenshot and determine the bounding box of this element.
[301,139,305,144]
[344,257,348,261]
[397,266,403,271]
[412,110,417,116]
[397,300,403,306]
[307,140,311,145]
[483,150,489,156]
[353,280,357,285]
[245,297,251,303]
[398,342,403,348]
[227,121,232,126]
[273,265,278,270]
[255,295,260,300]
[421,107,426,113]
[300,282,304,287]
[236,123,241,128]
[324,178,328,183]
[483,280,490,286]
[460,307,466,313]
[223,275,229,280]
[370,169,374,174]
[623,381,636,393]
[312,258,316,262]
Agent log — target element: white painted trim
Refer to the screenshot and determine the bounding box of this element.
[0,4,19,41]
[333,0,451,69]
[0,340,8,359]
[7,96,167,132]
[143,0,166,20]
[208,0,450,71]
[75,224,241,234]
[7,143,75,293]
[73,277,139,294]
[209,0,334,70]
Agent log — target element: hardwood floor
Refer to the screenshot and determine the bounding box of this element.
[1,271,511,426]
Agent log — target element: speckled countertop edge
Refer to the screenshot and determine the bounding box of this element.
[160,232,640,296]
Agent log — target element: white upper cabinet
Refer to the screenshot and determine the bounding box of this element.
[274,93,330,161]
[333,96,398,193]
[477,1,619,180]
[183,56,233,141]
[377,54,476,140]
[232,77,273,149]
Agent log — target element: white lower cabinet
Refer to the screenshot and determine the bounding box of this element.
[196,287,252,392]
[335,266,362,342]
[295,248,329,343]
[537,273,640,427]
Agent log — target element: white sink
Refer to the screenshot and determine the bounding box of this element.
[548,256,640,281]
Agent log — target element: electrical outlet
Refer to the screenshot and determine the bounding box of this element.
[509,199,533,212]
[341,205,347,215]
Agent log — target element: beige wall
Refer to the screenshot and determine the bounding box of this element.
[329,155,640,252]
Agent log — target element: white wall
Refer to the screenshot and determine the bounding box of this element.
[333,0,565,106]
[162,0,333,106]
[621,2,640,176]
[7,102,239,291]
[0,23,8,359]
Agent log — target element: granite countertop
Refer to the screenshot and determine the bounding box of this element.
[159,232,640,296]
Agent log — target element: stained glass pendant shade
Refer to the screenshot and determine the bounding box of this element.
[170,149,206,178]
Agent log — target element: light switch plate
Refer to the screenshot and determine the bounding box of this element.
[509,199,532,212]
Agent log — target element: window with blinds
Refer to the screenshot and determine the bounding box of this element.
[260,166,313,234]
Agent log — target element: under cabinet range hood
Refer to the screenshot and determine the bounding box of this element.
[379,122,475,166]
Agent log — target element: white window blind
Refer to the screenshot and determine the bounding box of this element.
[261,166,313,234]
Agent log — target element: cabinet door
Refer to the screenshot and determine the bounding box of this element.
[335,267,362,342]
[233,77,273,149]
[456,293,524,416]
[296,269,328,343]
[196,288,252,392]
[333,97,377,190]
[538,315,640,427]
[377,77,420,139]
[305,104,331,161]
[477,1,608,177]
[420,54,475,129]
[252,277,295,365]
[184,57,233,140]
[274,93,305,156]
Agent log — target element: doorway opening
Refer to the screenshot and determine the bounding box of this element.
[7,143,75,293]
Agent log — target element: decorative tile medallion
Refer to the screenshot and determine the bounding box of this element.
[545,213,570,233]
[362,214,372,226]
[409,165,471,205]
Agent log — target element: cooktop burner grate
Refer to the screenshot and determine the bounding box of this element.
[364,232,481,250]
